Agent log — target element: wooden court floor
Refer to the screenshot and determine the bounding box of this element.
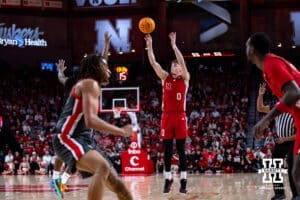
[0,173,293,200]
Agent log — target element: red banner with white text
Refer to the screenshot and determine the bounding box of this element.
[44,0,63,9]
[0,0,21,7]
[121,141,154,175]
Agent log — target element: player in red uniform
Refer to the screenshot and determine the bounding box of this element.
[246,32,300,197]
[145,32,190,194]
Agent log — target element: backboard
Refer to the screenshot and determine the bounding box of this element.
[100,87,140,113]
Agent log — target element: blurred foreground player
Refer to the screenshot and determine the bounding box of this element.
[257,83,298,200]
[247,32,300,198]
[52,31,112,200]
[52,53,134,200]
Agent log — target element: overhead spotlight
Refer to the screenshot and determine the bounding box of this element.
[108,52,111,56]
[83,53,87,58]
[277,42,282,48]
[292,45,296,49]
[213,52,222,56]
[191,52,200,57]
[131,49,136,53]
[144,47,148,50]
[118,48,124,55]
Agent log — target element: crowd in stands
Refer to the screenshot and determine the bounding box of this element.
[0,61,276,176]
[256,89,278,160]
[0,67,62,175]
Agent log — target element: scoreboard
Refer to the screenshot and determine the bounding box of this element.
[114,65,129,81]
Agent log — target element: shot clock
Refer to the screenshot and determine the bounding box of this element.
[114,65,129,81]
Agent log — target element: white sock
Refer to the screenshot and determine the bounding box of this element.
[61,172,71,184]
[164,171,172,180]
[52,170,60,180]
[180,171,187,180]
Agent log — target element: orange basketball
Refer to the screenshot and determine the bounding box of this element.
[138,17,155,34]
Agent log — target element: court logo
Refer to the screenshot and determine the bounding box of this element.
[258,159,288,183]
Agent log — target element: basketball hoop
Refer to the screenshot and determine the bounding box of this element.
[113,107,122,119]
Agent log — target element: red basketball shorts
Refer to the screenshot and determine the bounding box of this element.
[160,113,188,140]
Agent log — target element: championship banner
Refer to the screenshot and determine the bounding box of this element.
[23,0,42,8]
[44,0,63,9]
[0,0,21,8]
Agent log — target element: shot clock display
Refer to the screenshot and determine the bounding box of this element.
[114,65,129,81]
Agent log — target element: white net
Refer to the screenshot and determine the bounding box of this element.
[113,107,122,119]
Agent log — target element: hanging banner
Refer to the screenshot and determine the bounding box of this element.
[0,0,21,8]
[44,0,63,9]
[23,0,42,8]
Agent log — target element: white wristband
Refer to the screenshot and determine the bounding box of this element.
[172,44,177,50]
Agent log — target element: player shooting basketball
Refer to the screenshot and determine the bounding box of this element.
[144,32,190,194]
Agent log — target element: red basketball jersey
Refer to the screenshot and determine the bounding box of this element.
[162,75,187,113]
